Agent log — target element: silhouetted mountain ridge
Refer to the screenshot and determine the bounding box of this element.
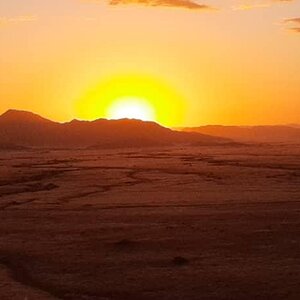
[0,110,229,149]
[181,125,300,143]
[0,109,53,124]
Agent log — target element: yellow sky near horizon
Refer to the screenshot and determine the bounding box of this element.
[0,0,300,127]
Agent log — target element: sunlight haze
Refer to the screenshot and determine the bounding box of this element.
[1,0,300,126]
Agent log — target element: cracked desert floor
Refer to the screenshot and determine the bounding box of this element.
[0,144,299,300]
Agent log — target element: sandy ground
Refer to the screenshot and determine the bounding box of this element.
[0,144,299,300]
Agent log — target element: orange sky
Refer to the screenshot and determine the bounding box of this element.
[0,0,300,126]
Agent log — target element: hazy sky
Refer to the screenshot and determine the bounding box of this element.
[1,0,300,126]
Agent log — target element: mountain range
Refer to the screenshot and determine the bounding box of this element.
[0,110,230,149]
[181,125,300,143]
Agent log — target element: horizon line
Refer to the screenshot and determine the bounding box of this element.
[1,108,299,128]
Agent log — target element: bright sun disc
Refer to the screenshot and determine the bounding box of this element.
[107,97,155,121]
[76,74,185,126]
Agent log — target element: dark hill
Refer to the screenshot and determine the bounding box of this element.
[181,125,300,143]
[0,110,230,149]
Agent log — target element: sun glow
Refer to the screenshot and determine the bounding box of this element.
[75,74,185,127]
[107,97,155,121]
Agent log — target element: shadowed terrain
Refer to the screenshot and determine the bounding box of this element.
[0,144,299,299]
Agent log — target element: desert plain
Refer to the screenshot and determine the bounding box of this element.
[0,144,299,300]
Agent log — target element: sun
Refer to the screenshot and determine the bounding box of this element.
[107,97,155,121]
[75,73,186,127]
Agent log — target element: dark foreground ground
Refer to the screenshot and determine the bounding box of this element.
[0,144,299,300]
